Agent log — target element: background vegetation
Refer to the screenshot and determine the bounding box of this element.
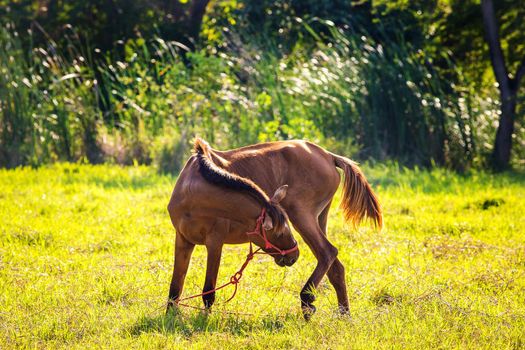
[1,0,524,171]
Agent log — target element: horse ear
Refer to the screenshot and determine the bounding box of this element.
[263,214,273,230]
[271,185,288,204]
[264,185,287,230]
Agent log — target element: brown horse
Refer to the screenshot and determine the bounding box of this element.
[167,138,382,319]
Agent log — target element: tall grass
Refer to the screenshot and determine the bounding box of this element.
[0,24,102,165]
[0,22,500,171]
[0,25,37,167]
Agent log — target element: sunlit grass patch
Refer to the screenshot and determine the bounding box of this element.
[0,164,524,349]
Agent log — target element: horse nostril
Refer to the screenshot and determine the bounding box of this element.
[289,257,296,265]
[275,256,286,266]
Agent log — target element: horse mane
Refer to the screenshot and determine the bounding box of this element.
[193,138,287,232]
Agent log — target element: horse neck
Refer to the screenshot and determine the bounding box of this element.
[196,182,263,230]
[230,193,265,228]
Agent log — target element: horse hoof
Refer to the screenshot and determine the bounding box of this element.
[166,302,181,316]
[302,304,316,321]
[338,305,350,315]
[200,308,211,317]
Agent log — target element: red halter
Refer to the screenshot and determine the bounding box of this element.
[173,208,298,309]
[246,208,299,256]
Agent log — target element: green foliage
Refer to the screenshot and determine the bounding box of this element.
[431,0,525,89]
[0,24,102,166]
[2,0,524,170]
[0,164,524,348]
[0,25,37,167]
[0,0,197,51]
[0,20,503,170]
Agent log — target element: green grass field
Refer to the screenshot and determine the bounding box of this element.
[1,164,524,349]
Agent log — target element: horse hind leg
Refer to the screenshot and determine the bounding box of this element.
[318,203,350,314]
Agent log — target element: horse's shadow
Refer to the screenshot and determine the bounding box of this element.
[130,309,298,337]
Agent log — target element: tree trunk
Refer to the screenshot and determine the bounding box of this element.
[187,0,210,48]
[481,0,522,170]
[492,91,517,169]
[83,121,103,164]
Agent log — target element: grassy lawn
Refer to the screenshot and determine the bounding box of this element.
[1,164,524,349]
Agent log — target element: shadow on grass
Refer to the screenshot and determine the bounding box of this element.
[130,309,297,337]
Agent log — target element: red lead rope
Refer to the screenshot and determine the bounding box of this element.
[175,208,298,309]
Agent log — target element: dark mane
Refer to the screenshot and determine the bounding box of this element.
[194,138,287,232]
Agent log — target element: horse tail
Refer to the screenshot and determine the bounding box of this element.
[332,154,382,229]
[193,137,287,232]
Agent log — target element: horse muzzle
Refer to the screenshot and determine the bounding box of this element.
[274,252,299,267]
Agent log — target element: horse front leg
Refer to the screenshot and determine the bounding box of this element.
[167,232,195,312]
[202,239,223,309]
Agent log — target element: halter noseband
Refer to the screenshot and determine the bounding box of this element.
[246,208,298,256]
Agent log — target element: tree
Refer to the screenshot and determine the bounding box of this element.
[481,0,525,170]
[187,0,210,45]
